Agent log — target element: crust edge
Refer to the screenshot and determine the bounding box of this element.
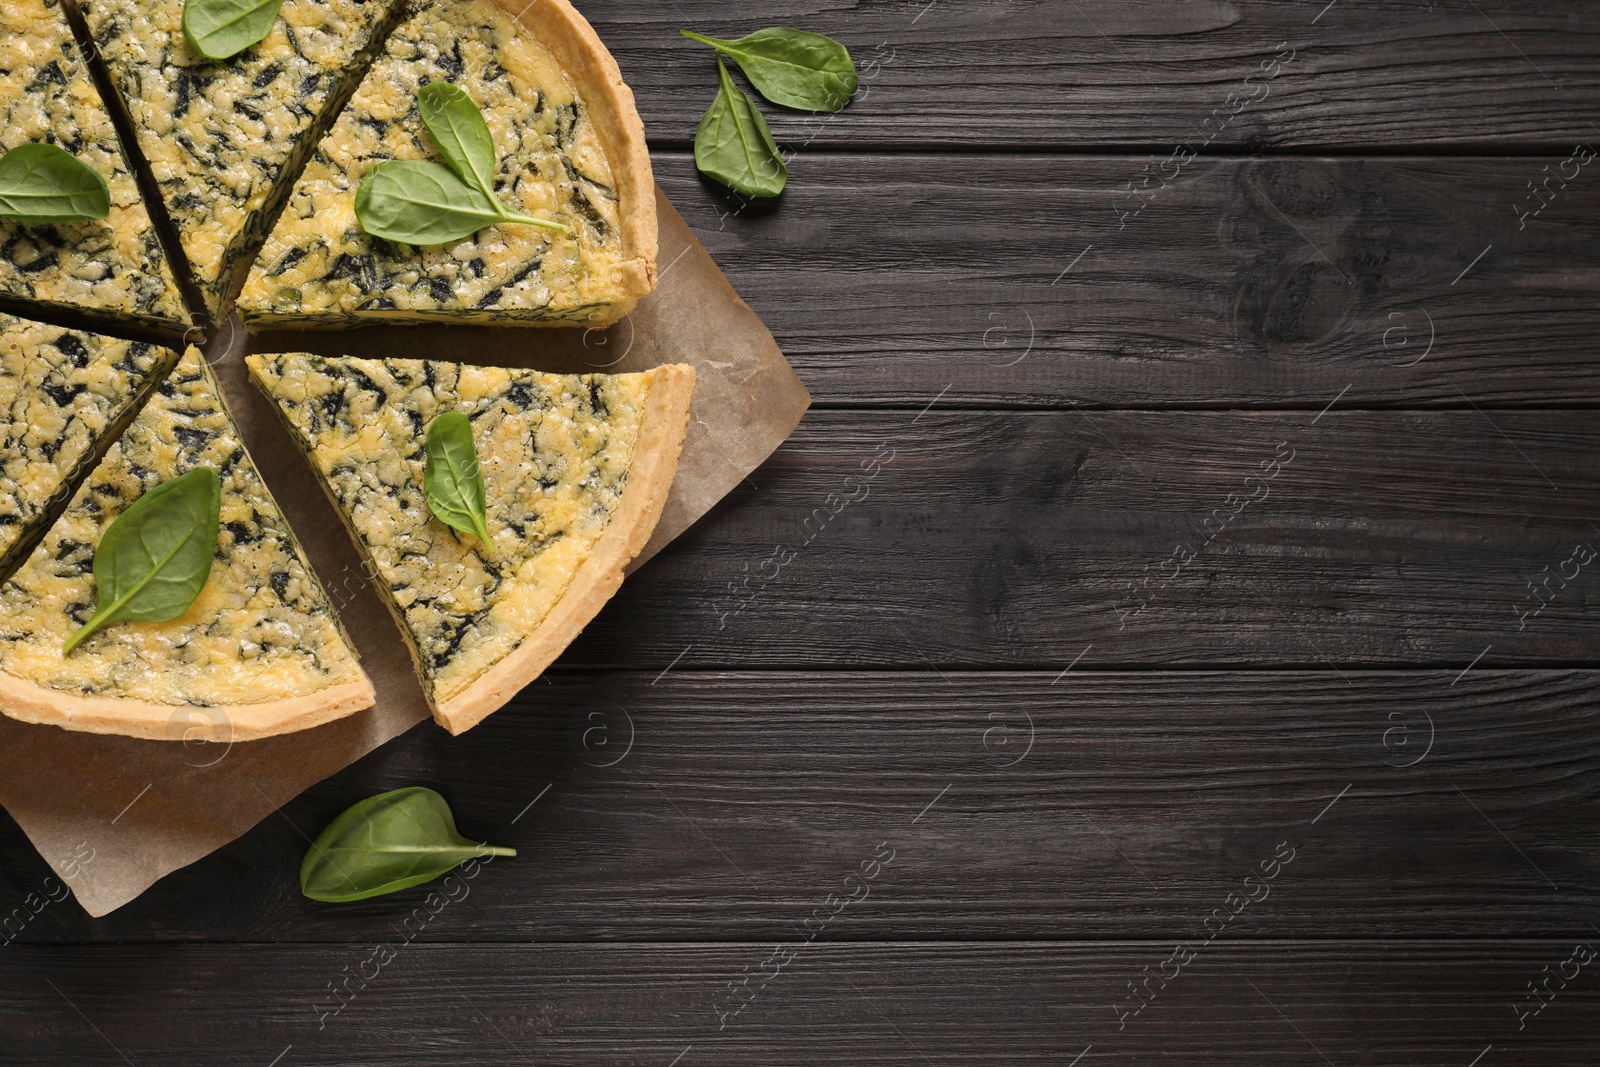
[0,673,377,742]
[492,0,658,326]
[433,363,694,734]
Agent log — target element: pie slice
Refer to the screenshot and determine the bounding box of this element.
[235,0,655,327]
[0,313,178,577]
[0,0,188,331]
[246,352,692,734]
[0,346,375,740]
[79,0,406,312]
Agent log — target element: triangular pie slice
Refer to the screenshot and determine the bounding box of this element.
[0,313,178,577]
[79,0,406,312]
[0,346,375,740]
[0,0,188,331]
[246,352,692,734]
[236,0,655,327]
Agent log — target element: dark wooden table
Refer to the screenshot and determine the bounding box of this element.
[5,2,1600,1063]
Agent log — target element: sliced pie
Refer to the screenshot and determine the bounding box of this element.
[0,0,188,331]
[79,0,405,312]
[0,313,178,577]
[235,0,655,327]
[0,346,375,740]
[246,353,692,734]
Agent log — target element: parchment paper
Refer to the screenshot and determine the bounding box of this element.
[0,187,810,916]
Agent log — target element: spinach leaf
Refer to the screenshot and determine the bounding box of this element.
[355,86,564,244]
[417,81,501,208]
[355,160,561,245]
[63,467,220,655]
[694,57,787,198]
[682,27,857,112]
[423,411,492,548]
[0,143,111,225]
[183,0,285,61]
[300,786,515,903]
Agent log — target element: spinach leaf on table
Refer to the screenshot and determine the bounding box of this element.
[682,27,857,112]
[694,57,787,199]
[300,787,516,903]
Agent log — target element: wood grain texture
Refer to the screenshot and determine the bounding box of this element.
[653,152,1600,408]
[537,409,1598,668]
[4,942,1594,1065]
[2,671,1596,943]
[592,0,1600,150]
[5,3,1599,1063]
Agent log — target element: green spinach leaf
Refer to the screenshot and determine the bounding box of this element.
[423,411,492,547]
[356,86,564,244]
[682,27,857,112]
[183,0,285,61]
[0,143,111,225]
[354,160,560,245]
[300,786,516,903]
[63,467,221,655]
[417,81,502,207]
[694,57,787,198]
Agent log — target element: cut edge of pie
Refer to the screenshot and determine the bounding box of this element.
[433,361,692,734]
[498,0,659,319]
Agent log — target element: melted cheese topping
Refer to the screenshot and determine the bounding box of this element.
[0,0,187,328]
[236,0,628,326]
[81,0,401,307]
[247,352,655,704]
[0,347,367,706]
[0,314,174,573]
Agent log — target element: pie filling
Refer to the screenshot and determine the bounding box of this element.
[0,0,188,329]
[0,313,177,577]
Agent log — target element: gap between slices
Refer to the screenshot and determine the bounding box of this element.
[247,352,692,735]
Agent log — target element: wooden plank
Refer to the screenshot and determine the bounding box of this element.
[578,409,1594,667]
[592,1,1600,150]
[3,941,1594,1063]
[652,152,1600,407]
[5,671,1596,943]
